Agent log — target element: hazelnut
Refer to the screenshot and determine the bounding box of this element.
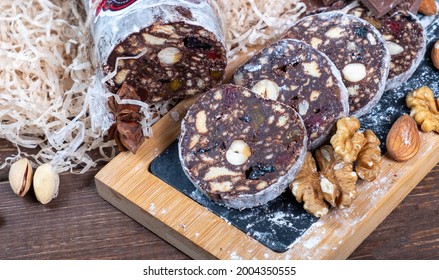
[8,158,33,197]
[251,79,280,101]
[226,140,252,166]
[33,163,59,204]
[158,47,182,65]
[342,63,367,83]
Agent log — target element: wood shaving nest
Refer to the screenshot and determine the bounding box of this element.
[0,0,307,174]
[218,0,307,60]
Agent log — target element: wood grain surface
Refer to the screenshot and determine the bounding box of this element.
[0,138,437,259]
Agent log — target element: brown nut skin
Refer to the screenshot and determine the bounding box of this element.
[432,40,439,71]
[418,0,438,16]
[386,114,420,162]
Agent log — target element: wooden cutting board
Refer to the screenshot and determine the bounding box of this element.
[94,15,439,259]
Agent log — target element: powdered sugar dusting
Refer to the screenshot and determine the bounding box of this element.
[230,251,243,260]
[148,203,156,214]
[303,234,323,249]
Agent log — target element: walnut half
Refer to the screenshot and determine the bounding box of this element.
[406,86,439,133]
[356,130,382,182]
[316,145,358,209]
[290,152,329,217]
[290,145,359,217]
[330,117,366,163]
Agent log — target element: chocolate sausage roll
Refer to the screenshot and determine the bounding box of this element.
[233,38,349,150]
[84,0,227,103]
[179,84,307,209]
[347,5,426,90]
[284,12,390,117]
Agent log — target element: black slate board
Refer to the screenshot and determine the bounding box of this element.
[150,16,439,253]
[150,140,317,253]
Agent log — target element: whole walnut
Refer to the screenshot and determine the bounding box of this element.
[406,86,439,133]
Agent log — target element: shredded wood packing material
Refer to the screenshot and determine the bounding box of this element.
[218,0,307,59]
[0,0,113,173]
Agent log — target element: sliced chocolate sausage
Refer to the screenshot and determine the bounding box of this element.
[233,38,349,150]
[347,5,426,90]
[284,12,390,117]
[85,0,227,103]
[179,84,307,209]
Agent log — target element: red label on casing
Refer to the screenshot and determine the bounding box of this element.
[94,0,138,16]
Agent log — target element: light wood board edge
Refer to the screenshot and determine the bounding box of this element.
[95,95,439,260]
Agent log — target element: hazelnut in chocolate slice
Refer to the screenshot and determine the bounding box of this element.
[179,84,307,209]
[233,38,349,150]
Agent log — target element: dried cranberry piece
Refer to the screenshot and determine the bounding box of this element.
[386,20,403,36]
[207,50,221,59]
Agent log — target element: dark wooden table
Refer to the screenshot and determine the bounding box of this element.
[0,138,437,260]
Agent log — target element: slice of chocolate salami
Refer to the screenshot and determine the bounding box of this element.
[84,0,226,103]
[233,38,349,150]
[346,5,426,90]
[179,84,307,209]
[284,12,390,117]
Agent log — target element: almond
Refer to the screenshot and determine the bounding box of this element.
[418,0,438,16]
[386,114,420,162]
[432,40,439,70]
